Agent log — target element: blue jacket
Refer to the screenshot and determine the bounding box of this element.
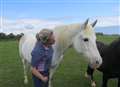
[31,41,53,71]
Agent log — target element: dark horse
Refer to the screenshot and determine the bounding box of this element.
[86,38,120,87]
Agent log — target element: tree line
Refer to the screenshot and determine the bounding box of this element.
[0,32,24,40]
[0,32,118,40]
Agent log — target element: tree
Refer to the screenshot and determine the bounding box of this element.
[0,32,6,39]
[7,33,15,39]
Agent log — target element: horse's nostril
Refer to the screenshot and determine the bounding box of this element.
[83,38,89,42]
[96,61,99,64]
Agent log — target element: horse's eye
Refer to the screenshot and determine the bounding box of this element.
[83,38,89,42]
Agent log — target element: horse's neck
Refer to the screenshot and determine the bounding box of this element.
[54,24,81,54]
[51,24,81,65]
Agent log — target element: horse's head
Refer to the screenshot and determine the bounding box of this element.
[73,19,102,69]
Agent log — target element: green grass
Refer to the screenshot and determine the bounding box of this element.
[0,35,119,87]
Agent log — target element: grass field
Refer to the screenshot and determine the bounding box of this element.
[0,35,119,87]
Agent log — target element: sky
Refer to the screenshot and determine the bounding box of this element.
[0,0,120,34]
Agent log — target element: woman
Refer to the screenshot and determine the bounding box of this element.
[31,29,55,87]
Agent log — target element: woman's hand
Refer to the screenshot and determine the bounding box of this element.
[41,76,48,83]
[31,67,49,83]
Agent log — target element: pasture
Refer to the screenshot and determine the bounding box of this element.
[0,35,119,87]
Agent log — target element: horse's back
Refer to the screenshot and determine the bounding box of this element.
[19,34,37,63]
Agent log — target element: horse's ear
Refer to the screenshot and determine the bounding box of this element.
[84,18,89,27]
[91,20,97,27]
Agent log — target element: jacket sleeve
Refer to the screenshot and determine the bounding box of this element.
[31,49,45,67]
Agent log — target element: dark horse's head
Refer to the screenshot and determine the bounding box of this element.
[96,41,108,55]
[108,37,120,57]
[97,37,120,56]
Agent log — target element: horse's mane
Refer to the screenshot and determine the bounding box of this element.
[54,23,80,35]
[54,23,81,46]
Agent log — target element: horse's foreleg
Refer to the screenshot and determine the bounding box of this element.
[21,58,28,84]
[48,71,53,87]
[85,65,94,80]
[48,55,64,87]
[48,66,58,87]
[85,65,96,87]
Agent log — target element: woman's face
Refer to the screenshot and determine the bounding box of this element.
[47,34,55,45]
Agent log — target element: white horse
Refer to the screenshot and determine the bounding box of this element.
[19,19,102,87]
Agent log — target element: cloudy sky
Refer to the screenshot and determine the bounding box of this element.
[0,0,120,34]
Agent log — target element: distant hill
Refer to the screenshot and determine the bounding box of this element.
[95,26,120,35]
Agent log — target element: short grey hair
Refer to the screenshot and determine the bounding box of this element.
[36,29,53,43]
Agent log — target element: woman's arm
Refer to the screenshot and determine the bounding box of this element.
[31,67,48,82]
